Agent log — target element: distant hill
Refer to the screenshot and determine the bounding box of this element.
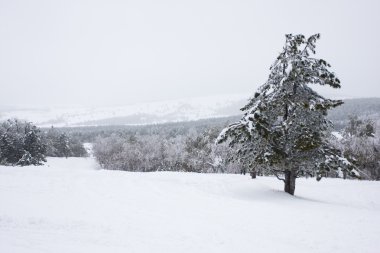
[0,96,379,128]
[0,94,247,127]
[328,98,380,129]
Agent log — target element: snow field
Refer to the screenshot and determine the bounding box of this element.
[0,157,379,253]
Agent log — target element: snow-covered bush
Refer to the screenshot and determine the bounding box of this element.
[332,116,380,180]
[93,127,241,173]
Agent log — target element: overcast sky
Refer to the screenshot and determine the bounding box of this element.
[1,0,379,107]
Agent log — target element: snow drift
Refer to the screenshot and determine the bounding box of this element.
[0,157,379,253]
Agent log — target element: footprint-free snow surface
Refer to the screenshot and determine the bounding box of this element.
[0,157,379,253]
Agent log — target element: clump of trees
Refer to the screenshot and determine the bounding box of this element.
[217,34,358,195]
[0,119,46,166]
[93,128,242,173]
[92,113,379,182]
[0,119,88,166]
[44,127,87,158]
[331,116,380,180]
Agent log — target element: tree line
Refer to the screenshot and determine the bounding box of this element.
[92,114,379,180]
[0,119,87,166]
[93,127,241,173]
[1,115,378,182]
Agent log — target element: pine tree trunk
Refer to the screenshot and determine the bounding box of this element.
[284,169,296,195]
[250,169,256,179]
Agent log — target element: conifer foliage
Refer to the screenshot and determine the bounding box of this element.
[0,119,46,166]
[217,34,359,195]
[44,127,87,158]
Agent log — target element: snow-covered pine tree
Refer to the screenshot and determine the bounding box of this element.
[0,119,25,164]
[217,34,359,195]
[22,122,46,165]
[0,119,47,166]
[56,133,72,158]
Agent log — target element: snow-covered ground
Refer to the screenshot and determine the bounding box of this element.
[0,157,379,253]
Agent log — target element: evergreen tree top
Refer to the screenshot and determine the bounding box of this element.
[241,34,342,115]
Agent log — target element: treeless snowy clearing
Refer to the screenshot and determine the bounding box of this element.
[0,157,379,253]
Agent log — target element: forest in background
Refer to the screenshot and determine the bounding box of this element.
[58,98,380,180]
[1,98,379,180]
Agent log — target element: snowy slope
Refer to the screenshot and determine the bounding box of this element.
[0,157,379,253]
[0,94,247,127]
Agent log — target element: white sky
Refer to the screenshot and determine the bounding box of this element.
[0,0,379,107]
